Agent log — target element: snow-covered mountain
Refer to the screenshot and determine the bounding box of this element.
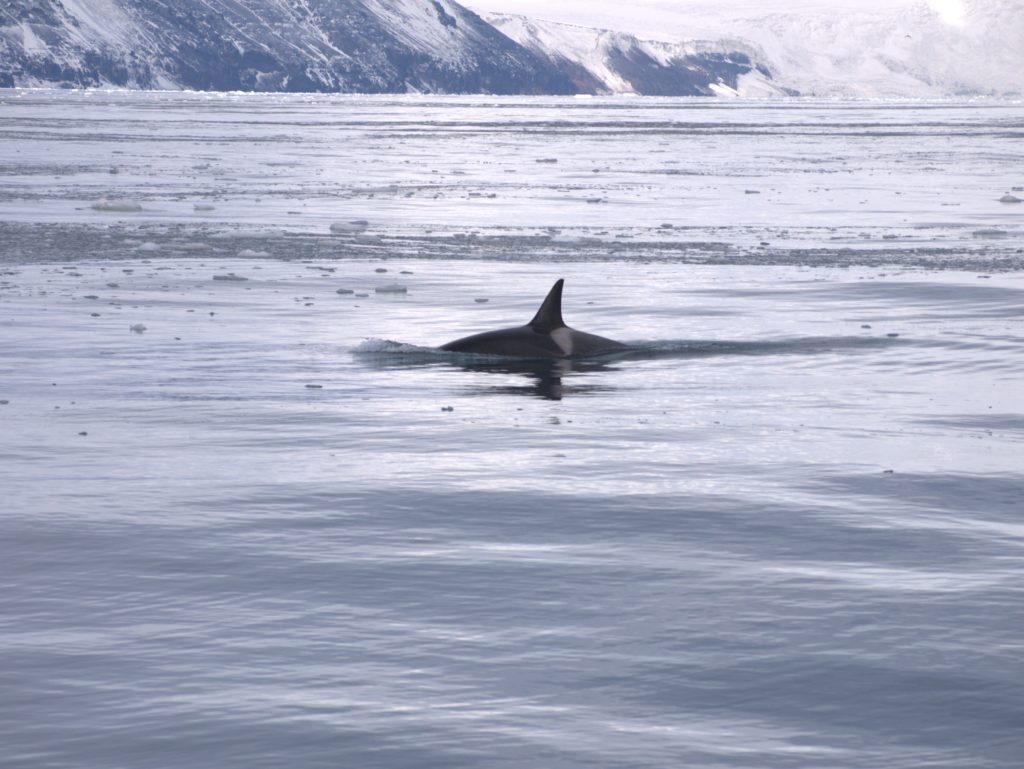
[687,0,1024,98]
[0,0,771,95]
[473,0,1024,98]
[0,0,580,93]
[487,14,788,97]
[6,0,1012,97]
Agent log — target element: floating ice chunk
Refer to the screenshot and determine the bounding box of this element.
[129,323,146,333]
[137,241,160,252]
[474,298,489,303]
[212,273,248,281]
[92,198,142,212]
[999,193,1022,203]
[238,248,270,257]
[330,220,369,234]
[336,288,355,295]
[374,268,388,273]
[375,283,407,294]
[305,384,323,389]
[179,242,212,252]
[193,203,216,211]
[536,158,558,164]
[354,293,369,298]
[972,229,1007,238]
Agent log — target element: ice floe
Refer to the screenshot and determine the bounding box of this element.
[330,220,369,234]
[91,198,142,212]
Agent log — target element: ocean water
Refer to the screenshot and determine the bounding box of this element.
[1,90,1023,769]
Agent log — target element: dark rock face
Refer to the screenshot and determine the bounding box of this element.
[606,48,756,96]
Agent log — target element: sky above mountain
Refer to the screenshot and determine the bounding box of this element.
[462,0,975,39]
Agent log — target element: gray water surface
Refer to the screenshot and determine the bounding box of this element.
[1,92,1023,769]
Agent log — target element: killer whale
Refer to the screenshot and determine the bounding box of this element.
[440,279,626,359]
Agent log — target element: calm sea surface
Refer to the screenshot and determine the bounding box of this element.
[1,91,1023,768]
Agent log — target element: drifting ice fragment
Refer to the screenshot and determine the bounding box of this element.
[212,273,248,281]
[137,242,160,252]
[92,198,142,212]
[237,249,270,257]
[998,194,1022,203]
[375,284,407,294]
[474,298,489,303]
[129,323,147,333]
[193,203,216,211]
[336,288,355,295]
[330,220,369,234]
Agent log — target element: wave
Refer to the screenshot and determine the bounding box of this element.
[353,335,905,363]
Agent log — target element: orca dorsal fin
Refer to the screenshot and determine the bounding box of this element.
[528,279,566,332]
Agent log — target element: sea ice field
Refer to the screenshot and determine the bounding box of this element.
[1,90,1023,768]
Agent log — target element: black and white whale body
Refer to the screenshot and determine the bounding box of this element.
[441,279,626,359]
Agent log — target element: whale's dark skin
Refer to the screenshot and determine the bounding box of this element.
[440,279,626,359]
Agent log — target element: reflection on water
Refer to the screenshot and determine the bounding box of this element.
[354,335,905,399]
[357,349,623,400]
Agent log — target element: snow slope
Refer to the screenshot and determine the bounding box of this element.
[477,0,1024,98]
[488,14,788,96]
[712,0,1024,97]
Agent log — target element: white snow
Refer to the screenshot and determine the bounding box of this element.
[19,23,48,55]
